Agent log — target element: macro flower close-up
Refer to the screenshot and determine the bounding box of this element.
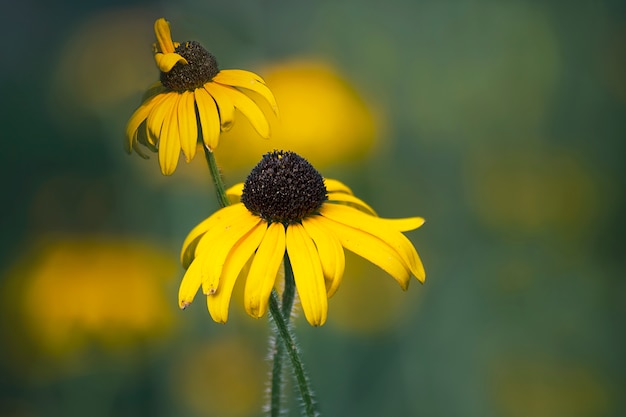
[125,18,278,175]
[178,150,425,326]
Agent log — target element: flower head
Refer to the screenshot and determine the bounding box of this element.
[125,18,278,175]
[178,151,425,326]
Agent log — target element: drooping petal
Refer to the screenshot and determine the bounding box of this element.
[302,216,345,297]
[244,222,286,318]
[194,87,221,150]
[158,94,182,175]
[315,216,412,289]
[320,204,425,281]
[324,178,353,195]
[327,192,377,216]
[208,221,267,323]
[155,52,188,72]
[210,84,270,139]
[146,91,177,146]
[180,203,249,268]
[177,91,198,162]
[214,70,279,116]
[178,258,203,309]
[154,18,176,54]
[125,93,168,152]
[195,209,262,295]
[286,223,328,326]
[204,82,235,131]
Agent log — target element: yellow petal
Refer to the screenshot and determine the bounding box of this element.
[178,258,203,309]
[244,222,286,318]
[302,217,345,297]
[154,18,176,54]
[194,87,221,150]
[327,192,377,216]
[214,69,279,115]
[178,91,198,162]
[320,204,425,281]
[154,52,188,72]
[196,209,262,295]
[225,183,244,203]
[315,216,412,289]
[204,82,235,131]
[210,83,270,138]
[208,221,267,323]
[125,92,167,152]
[324,178,353,195]
[214,69,266,83]
[146,91,177,146]
[158,94,182,175]
[180,203,249,268]
[286,223,328,326]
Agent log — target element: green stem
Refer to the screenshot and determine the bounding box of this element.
[203,145,229,208]
[269,254,297,416]
[269,285,319,416]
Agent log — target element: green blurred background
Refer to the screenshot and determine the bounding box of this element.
[1,0,624,416]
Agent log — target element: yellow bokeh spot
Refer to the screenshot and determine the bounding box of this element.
[490,356,611,417]
[2,237,177,363]
[464,145,603,240]
[216,58,381,174]
[170,337,265,417]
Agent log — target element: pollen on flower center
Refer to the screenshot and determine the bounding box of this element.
[160,41,219,91]
[242,151,328,224]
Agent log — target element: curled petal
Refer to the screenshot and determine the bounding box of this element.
[154,18,176,54]
[154,52,188,72]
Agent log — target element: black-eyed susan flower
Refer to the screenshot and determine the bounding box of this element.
[125,18,278,175]
[178,151,425,326]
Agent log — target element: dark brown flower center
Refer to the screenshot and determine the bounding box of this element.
[160,41,219,91]
[241,151,328,224]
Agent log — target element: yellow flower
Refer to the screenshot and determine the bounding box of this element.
[125,18,278,175]
[178,151,426,326]
[2,237,177,364]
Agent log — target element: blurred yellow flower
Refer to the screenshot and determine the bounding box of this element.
[217,59,379,172]
[126,18,278,175]
[3,237,177,361]
[178,151,425,326]
[170,337,265,417]
[490,356,611,417]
